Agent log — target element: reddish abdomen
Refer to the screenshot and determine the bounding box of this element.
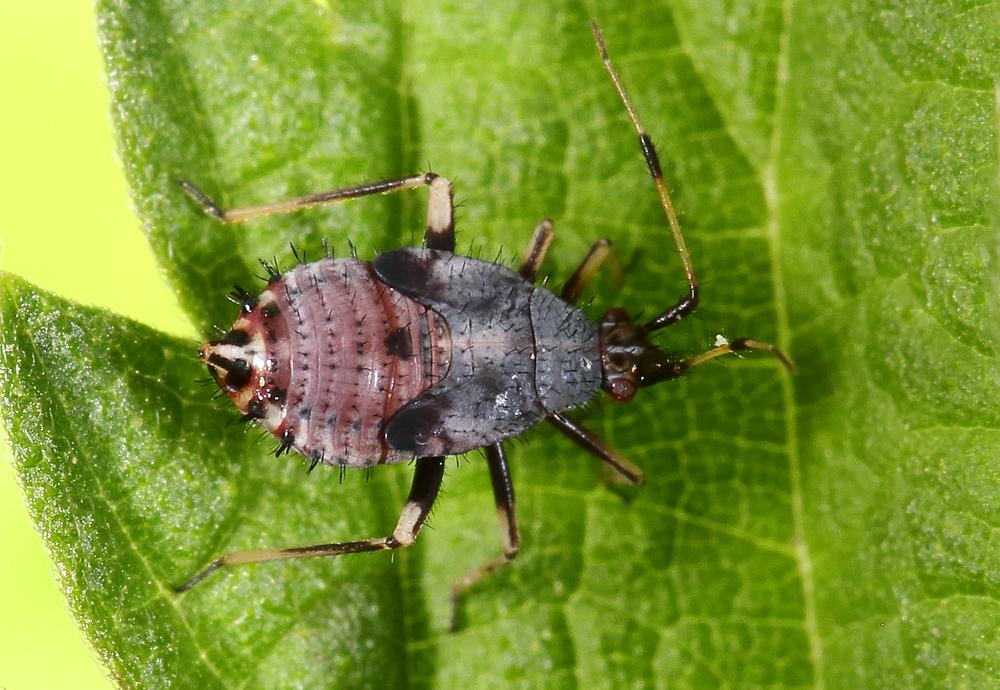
[244,258,450,466]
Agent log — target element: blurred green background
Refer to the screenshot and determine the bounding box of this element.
[0,4,189,688]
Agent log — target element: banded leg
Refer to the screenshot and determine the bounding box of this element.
[423,175,455,251]
[450,442,520,629]
[547,411,645,486]
[592,22,699,331]
[519,219,555,281]
[180,171,456,251]
[174,456,446,593]
[561,239,614,305]
[518,220,615,304]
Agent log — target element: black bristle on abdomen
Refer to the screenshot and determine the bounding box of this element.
[227,284,257,314]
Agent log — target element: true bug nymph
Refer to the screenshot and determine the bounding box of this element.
[177,23,793,612]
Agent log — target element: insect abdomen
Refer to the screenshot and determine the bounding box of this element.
[215,258,451,467]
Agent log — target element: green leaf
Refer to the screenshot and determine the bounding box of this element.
[2,1,997,688]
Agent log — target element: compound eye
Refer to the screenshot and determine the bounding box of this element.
[608,377,637,402]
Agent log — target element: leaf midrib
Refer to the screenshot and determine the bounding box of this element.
[755,0,826,686]
[666,0,825,684]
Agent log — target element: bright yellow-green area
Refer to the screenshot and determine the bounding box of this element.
[0,5,189,689]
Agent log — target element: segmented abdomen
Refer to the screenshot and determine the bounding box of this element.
[245,258,450,467]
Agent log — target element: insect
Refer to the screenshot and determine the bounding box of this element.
[175,23,793,607]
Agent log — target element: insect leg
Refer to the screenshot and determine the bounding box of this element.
[174,456,445,592]
[423,174,455,251]
[518,219,555,281]
[450,442,520,630]
[546,411,645,485]
[179,172,449,226]
[592,22,699,332]
[561,239,614,305]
